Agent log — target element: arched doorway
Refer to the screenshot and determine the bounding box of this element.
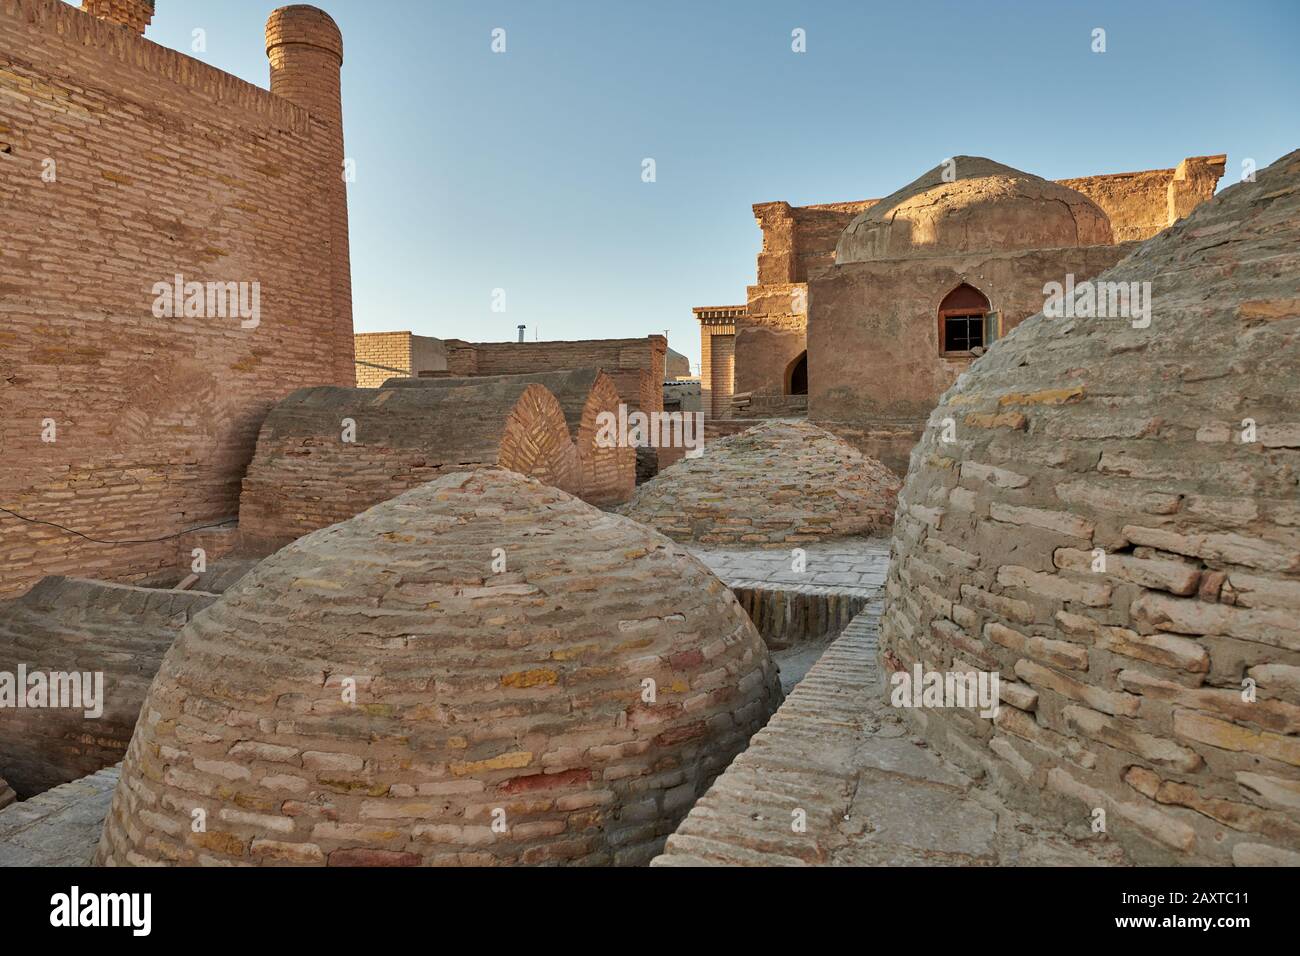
[785,351,808,395]
[937,283,991,355]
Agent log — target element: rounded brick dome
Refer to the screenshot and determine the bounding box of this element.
[837,156,1112,264]
[880,150,1300,865]
[95,469,781,866]
[619,421,901,545]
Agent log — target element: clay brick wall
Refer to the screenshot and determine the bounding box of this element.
[238,382,580,552]
[462,336,667,411]
[0,576,215,797]
[354,332,413,387]
[354,332,447,387]
[0,0,353,596]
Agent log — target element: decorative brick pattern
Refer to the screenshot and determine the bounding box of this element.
[384,369,635,506]
[879,150,1300,865]
[95,470,782,866]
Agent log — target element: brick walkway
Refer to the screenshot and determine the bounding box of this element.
[653,602,1132,866]
[0,766,117,867]
[689,539,891,597]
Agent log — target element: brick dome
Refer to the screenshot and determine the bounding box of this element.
[619,421,900,545]
[95,469,781,866]
[880,150,1300,865]
[837,156,1112,264]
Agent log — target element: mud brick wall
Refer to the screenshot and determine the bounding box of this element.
[1060,155,1226,243]
[0,576,215,797]
[808,243,1135,474]
[96,470,783,867]
[0,0,353,596]
[879,150,1300,865]
[238,381,580,552]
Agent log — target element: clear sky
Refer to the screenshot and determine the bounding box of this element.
[111,0,1299,371]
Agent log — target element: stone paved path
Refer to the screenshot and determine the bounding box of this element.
[0,766,117,867]
[690,539,890,597]
[653,602,1132,866]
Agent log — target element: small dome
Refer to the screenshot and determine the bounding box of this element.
[836,156,1113,264]
[619,421,901,544]
[96,469,781,867]
[880,150,1300,865]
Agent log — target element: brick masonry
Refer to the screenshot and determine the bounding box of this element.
[0,765,118,866]
[879,149,1300,866]
[0,0,353,597]
[0,577,215,796]
[383,368,635,506]
[620,420,900,545]
[237,381,582,553]
[95,470,783,866]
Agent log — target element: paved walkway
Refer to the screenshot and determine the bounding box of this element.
[0,766,117,866]
[653,602,1132,866]
[689,539,890,598]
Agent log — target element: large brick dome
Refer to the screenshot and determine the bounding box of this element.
[95,469,780,866]
[619,420,900,545]
[880,151,1300,865]
[836,156,1113,264]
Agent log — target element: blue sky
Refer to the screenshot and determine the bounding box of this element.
[117,0,1298,370]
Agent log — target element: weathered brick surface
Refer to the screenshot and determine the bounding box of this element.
[619,421,900,545]
[0,765,118,866]
[879,150,1300,865]
[95,470,782,866]
[0,0,353,597]
[384,369,635,506]
[238,381,582,552]
[0,577,214,796]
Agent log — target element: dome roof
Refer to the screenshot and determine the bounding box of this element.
[836,156,1113,264]
[96,469,781,867]
[619,421,901,544]
[879,150,1300,865]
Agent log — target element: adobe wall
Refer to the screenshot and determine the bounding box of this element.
[742,201,878,398]
[1059,156,1226,243]
[237,382,579,552]
[0,576,216,797]
[807,244,1136,474]
[0,0,353,597]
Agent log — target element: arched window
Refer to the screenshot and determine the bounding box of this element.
[785,351,808,395]
[937,283,992,356]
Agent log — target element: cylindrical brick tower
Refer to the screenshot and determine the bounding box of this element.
[80,0,155,34]
[265,6,354,387]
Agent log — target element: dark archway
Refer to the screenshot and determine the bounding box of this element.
[937,283,991,355]
[785,351,808,395]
